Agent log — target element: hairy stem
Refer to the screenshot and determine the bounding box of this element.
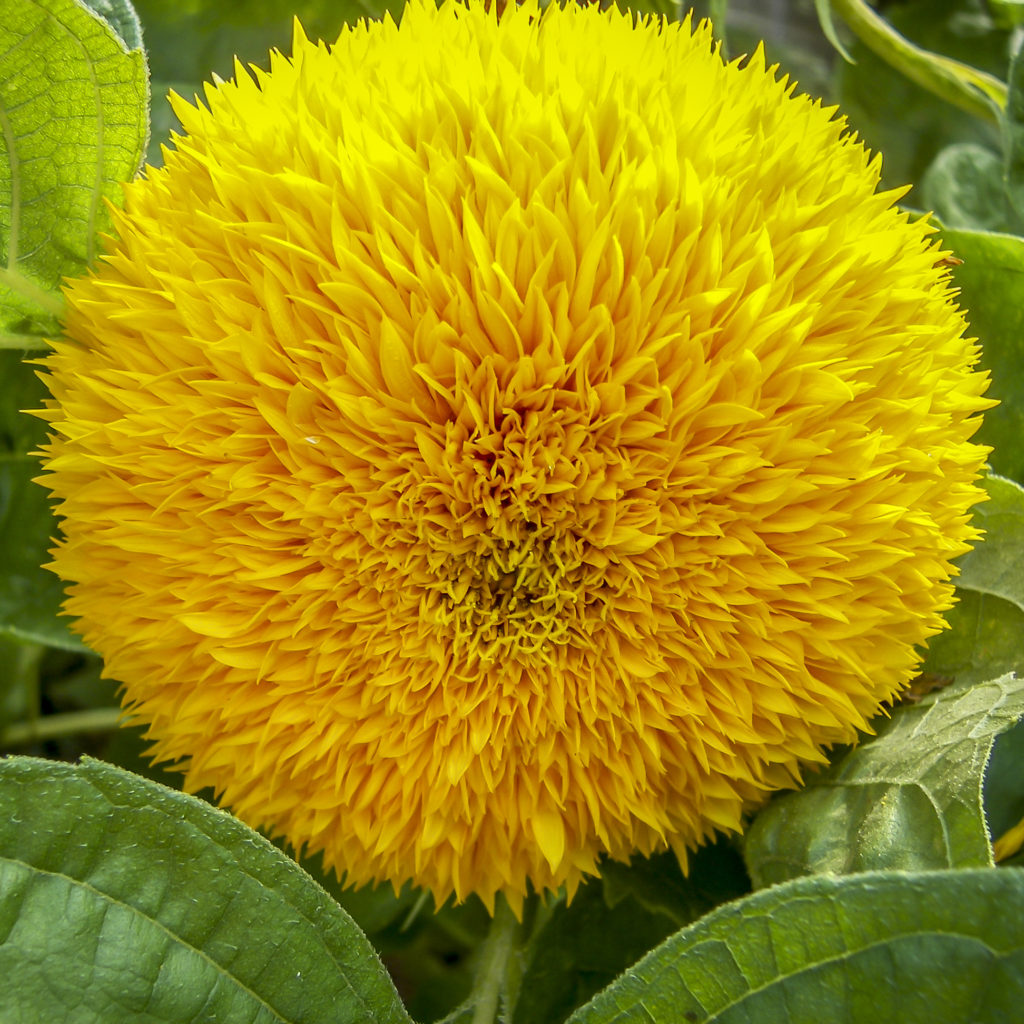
[470,895,519,1024]
[0,331,51,350]
[0,707,122,748]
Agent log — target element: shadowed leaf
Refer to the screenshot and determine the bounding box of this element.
[568,869,1024,1024]
[0,756,412,1024]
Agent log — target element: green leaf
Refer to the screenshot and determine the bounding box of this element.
[924,591,1024,686]
[957,473,1024,608]
[986,719,1024,848]
[0,0,149,347]
[958,474,1024,855]
[742,673,1024,889]
[924,474,1024,686]
[82,0,145,51]
[0,351,84,650]
[941,228,1024,484]
[921,142,1012,232]
[828,0,1006,124]
[567,868,1024,1024]
[0,756,412,1024]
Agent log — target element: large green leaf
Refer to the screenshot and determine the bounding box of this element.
[742,673,1024,888]
[0,756,412,1024]
[567,868,1024,1024]
[941,229,1024,483]
[0,0,148,346]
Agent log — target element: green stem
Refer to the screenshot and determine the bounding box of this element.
[10,642,45,728]
[0,330,52,350]
[0,707,122,748]
[470,895,519,1024]
[830,0,1007,124]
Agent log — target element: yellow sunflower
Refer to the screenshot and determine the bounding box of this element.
[38,0,992,911]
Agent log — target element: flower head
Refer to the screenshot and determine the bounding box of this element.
[39,0,992,911]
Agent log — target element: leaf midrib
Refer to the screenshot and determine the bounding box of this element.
[0,854,293,1024]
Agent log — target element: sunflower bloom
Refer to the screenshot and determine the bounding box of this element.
[39,0,992,911]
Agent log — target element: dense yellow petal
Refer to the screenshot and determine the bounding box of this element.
[38,0,992,910]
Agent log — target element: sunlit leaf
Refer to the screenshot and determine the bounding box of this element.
[0,0,148,347]
[834,0,1004,189]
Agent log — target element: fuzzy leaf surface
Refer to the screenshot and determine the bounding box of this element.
[743,674,1024,888]
[0,756,411,1024]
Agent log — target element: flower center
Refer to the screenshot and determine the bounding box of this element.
[412,403,613,665]
[434,526,584,664]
